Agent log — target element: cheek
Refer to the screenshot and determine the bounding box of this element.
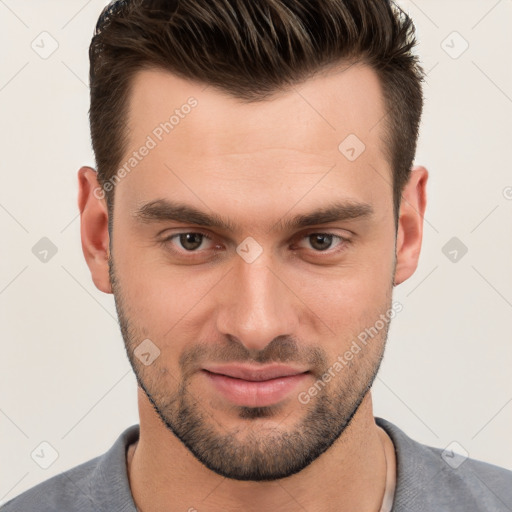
[296,245,394,341]
[113,239,223,341]
[308,276,391,338]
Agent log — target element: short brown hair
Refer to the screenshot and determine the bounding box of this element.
[89,0,425,223]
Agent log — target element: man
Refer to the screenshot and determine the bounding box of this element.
[2,0,511,511]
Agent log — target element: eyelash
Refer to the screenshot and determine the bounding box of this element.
[160,230,351,258]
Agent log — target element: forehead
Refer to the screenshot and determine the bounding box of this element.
[126,62,388,156]
[119,63,392,220]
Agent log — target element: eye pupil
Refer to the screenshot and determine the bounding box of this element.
[173,233,340,254]
[310,234,333,251]
[180,233,203,251]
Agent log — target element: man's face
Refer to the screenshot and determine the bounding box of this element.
[108,63,399,480]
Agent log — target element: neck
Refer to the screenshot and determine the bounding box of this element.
[127,390,393,512]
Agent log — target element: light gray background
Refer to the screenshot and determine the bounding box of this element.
[1,0,511,504]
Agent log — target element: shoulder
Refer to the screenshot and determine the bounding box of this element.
[1,456,103,512]
[375,417,512,511]
[422,443,512,510]
[0,425,139,512]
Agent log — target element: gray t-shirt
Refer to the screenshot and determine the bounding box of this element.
[2,417,511,511]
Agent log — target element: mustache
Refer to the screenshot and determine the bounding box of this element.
[179,335,327,379]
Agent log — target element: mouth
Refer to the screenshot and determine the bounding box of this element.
[202,364,309,381]
[201,364,311,407]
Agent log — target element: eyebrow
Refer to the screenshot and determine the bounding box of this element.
[133,198,374,233]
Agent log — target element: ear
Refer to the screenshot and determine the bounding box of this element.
[77,166,112,294]
[394,165,428,286]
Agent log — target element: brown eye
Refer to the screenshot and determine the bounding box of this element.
[300,233,347,252]
[162,232,214,252]
[178,233,205,251]
[308,234,335,251]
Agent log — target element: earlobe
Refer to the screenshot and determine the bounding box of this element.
[393,165,428,286]
[77,166,112,294]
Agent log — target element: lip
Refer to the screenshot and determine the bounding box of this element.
[202,364,310,407]
[202,364,308,381]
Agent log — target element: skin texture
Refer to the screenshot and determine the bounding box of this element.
[78,62,427,512]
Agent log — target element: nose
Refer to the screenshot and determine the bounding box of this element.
[215,253,299,353]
